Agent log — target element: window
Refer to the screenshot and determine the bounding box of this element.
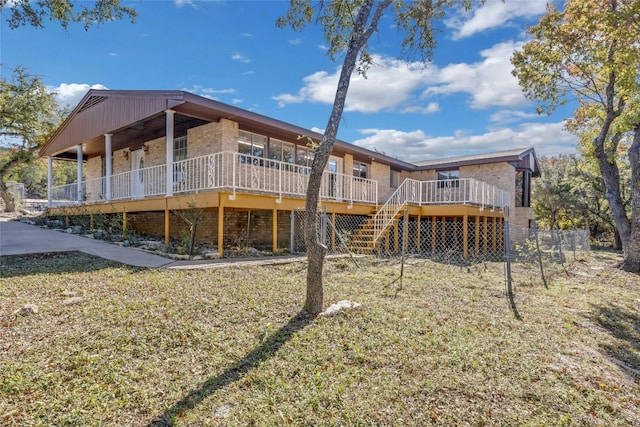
[515,170,531,207]
[437,169,459,188]
[173,136,187,183]
[390,170,400,188]
[268,138,296,165]
[296,146,314,168]
[238,130,267,163]
[174,136,187,162]
[353,162,369,179]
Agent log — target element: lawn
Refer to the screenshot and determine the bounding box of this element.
[1,251,639,426]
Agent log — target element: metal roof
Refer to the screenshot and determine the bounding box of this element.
[414,147,541,176]
[40,90,539,176]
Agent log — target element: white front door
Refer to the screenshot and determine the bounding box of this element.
[131,149,145,199]
[328,156,343,200]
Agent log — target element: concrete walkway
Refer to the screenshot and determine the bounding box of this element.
[0,217,309,269]
[0,218,173,268]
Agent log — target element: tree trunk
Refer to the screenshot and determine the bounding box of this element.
[303,0,390,314]
[303,34,362,314]
[0,184,16,212]
[592,69,631,255]
[620,125,640,272]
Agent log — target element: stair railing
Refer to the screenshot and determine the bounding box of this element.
[372,178,421,245]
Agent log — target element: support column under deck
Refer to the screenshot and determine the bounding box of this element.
[272,208,278,253]
[218,195,225,258]
[463,214,468,259]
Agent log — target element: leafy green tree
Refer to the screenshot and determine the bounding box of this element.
[0,67,62,211]
[1,0,136,30]
[512,0,640,272]
[1,1,137,211]
[532,155,580,229]
[533,153,630,248]
[278,0,473,314]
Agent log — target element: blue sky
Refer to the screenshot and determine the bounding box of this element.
[1,0,577,162]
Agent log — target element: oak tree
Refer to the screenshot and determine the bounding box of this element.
[0,67,61,211]
[278,0,473,314]
[512,0,640,272]
[1,0,136,30]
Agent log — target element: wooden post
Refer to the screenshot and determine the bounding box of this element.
[164,201,170,246]
[272,208,278,253]
[90,213,94,230]
[416,214,421,253]
[122,209,127,237]
[394,220,399,252]
[483,216,488,255]
[441,216,446,249]
[218,204,225,258]
[431,216,437,252]
[403,212,409,253]
[475,215,480,256]
[331,212,336,251]
[463,214,468,259]
[492,216,498,252]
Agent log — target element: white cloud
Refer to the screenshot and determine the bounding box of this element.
[274,43,526,113]
[273,56,436,113]
[424,41,528,109]
[289,38,302,46]
[446,0,548,40]
[174,0,195,8]
[489,109,541,125]
[201,88,236,94]
[232,98,244,105]
[232,52,251,63]
[401,102,440,115]
[352,121,577,162]
[50,83,108,108]
[107,52,118,57]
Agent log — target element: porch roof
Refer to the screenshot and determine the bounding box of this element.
[39,89,416,170]
[413,147,541,177]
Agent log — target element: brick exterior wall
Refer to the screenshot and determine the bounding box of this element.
[128,208,291,249]
[369,161,392,203]
[85,156,101,181]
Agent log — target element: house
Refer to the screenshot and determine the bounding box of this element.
[40,90,539,259]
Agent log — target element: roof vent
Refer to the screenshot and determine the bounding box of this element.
[77,95,108,113]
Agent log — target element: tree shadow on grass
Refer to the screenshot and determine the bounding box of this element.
[588,304,640,379]
[148,311,314,426]
[0,252,135,278]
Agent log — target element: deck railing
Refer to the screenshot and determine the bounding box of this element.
[372,178,512,244]
[49,154,510,215]
[49,152,379,206]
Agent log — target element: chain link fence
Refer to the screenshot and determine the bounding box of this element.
[290,210,590,287]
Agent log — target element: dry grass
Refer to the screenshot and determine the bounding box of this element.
[1,250,639,426]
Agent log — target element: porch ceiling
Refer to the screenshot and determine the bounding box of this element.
[71,113,210,159]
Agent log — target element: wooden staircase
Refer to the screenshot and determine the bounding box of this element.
[348,210,403,254]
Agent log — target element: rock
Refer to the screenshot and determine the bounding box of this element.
[247,247,262,255]
[140,240,162,249]
[171,254,190,260]
[213,406,231,419]
[83,234,95,239]
[319,300,362,317]
[15,304,38,316]
[204,252,221,259]
[62,297,84,305]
